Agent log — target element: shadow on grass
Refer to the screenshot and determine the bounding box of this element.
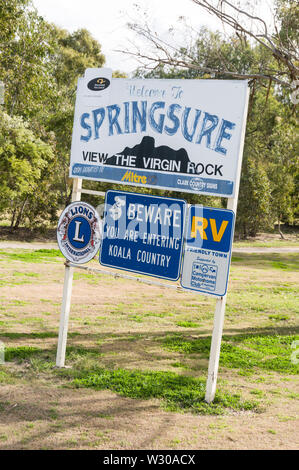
[2,325,298,416]
[1,343,260,416]
[0,332,80,340]
[1,324,297,342]
[0,393,175,450]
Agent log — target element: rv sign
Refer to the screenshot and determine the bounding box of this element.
[181,206,235,296]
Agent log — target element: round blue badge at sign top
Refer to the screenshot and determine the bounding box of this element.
[57,202,101,264]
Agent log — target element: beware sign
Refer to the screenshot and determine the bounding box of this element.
[70,68,248,197]
[100,190,186,280]
[181,206,234,296]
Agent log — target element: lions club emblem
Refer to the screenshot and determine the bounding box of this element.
[57,202,101,264]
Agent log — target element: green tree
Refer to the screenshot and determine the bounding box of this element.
[0,0,29,45]
[267,117,298,236]
[135,26,298,237]
[0,2,107,226]
[130,0,298,86]
[51,26,105,89]
[46,26,106,207]
[0,2,57,120]
[237,156,272,238]
[0,110,56,228]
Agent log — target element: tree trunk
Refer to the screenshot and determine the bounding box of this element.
[243,223,247,239]
[14,197,28,229]
[278,217,285,240]
[10,208,16,230]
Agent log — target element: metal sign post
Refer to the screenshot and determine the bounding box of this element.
[56,178,82,367]
[205,88,249,402]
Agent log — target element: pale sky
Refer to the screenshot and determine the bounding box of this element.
[32,0,275,75]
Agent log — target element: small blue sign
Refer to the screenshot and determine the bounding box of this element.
[67,216,92,250]
[186,206,235,252]
[181,206,235,296]
[100,190,186,280]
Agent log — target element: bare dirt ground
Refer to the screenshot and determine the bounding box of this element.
[1,383,298,450]
[0,244,298,450]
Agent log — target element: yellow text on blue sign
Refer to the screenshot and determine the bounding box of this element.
[187,207,234,253]
[191,217,229,242]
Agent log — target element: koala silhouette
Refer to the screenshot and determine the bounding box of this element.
[109,196,126,221]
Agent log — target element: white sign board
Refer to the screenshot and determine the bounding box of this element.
[69,68,248,197]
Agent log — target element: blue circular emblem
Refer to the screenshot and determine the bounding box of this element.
[57,202,101,264]
[67,216,92,250]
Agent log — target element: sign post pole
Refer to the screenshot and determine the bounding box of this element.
[56,178,82,367]
[204,200,241,402]
[205,197,237,403]
[205,296,227,402]
[204,196,238,403]
[205,87,249,402]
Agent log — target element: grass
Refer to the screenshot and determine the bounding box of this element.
[0,332,58,339]
[0,247,298,428]
[0,369,16,384]
[4,346,42,362]
[0,343,261,415]
[12,271,39,278]
[176,321,199,328]
[71,367,259,415]
[0,249,62,263]
[163,333,299,374]
[73,272,103,283]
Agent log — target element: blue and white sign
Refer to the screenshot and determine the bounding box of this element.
[181,206,235,296]
[69,68,249,197]
[57,202,101,264]
[100,190,186,280]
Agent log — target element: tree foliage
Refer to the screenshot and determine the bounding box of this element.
[0,0,297,238]
[127,0,298,87]
[0,0,106,228]
[0,109,56,228]
[134,23,298,237]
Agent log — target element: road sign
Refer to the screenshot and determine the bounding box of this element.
[69,68,248,197]
[57,70,249,406]
[181,206,234,296]
[57,202,101,264]
[100,190,186,280]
